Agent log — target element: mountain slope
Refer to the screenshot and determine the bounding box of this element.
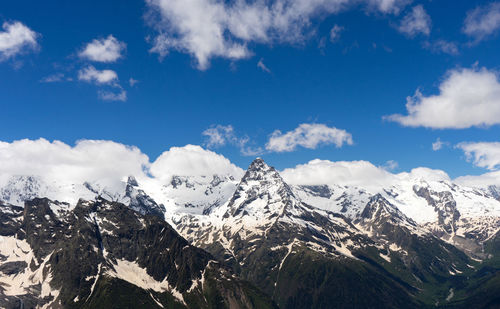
[0,198,276,309]
[173,159,426,308]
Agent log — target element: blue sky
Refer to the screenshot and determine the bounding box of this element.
[1,0,500,178]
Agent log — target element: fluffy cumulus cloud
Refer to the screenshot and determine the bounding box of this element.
[79,35,126,63]
[457,142,500,171]
[0,21,39,60]
[150,144,244,180]
[385,67,500,129]
[0,139,150,188]
[78,65,118,84]
[145,0,409,69]
[266,123,353,152]
[463,2,500,42]
[398,5,431,37]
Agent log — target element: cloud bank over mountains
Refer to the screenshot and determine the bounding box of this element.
[1,138,500,201]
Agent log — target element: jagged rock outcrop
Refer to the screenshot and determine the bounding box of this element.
[0,198,276,309]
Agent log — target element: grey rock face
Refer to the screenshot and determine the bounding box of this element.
[413,185,460,233]
[0,197,275,309]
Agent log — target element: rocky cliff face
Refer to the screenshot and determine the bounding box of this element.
[0,198,275,309]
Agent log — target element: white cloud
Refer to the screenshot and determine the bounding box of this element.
[366,0,409,14]
[78,65,118,84]
[257,58,271,73]
[281,159,449,192]
[150,144,244,181]
[329,24,344,42]
[6,138,500,205]
[463,2,500,42]
[398,5,431,37]
[99,89,127,102]
[455,170,500,188]
[266,123,353,152]
[40,73,65,83]
[457,142,500,170]
[145,0,409,69]
[281,159,394,190]
[203,125,235,148]
[0,139,246,203]
[0,138,149,190]
[423,40,459,55]
[382,160,398,171]
[202,125,263,156]
[129,78,139,86]
[79,35,126,62]
[432,138,448,151]
[385,67,500,129]
[0,21,39,60]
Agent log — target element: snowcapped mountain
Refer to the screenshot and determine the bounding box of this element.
[0,197,274,308]
[165,159,500,307]
[2,157,500,307]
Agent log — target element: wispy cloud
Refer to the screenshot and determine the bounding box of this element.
[329,24,344,42]
[257,58,271,73]
[129,78,139,87]
[463,2,500,43]
[40,73,66,83]
[457,141,500,170]
[202,125,263,156]
[432,138,449,151]
[398,5,431,37]
[423,40,459,55]
[146,0,409,69]
[98,89,127,102]
[381,160,398,171]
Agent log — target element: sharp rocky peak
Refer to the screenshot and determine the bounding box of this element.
[243,157,281,181]
[126,175,139,187]
[225,158,300,220]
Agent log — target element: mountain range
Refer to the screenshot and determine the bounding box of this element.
[1,158,500,308]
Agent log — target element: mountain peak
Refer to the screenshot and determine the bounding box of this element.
[126,175,139,187]
[224,157,302,227]
[248,157,269,170]
[241,157,281,183]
